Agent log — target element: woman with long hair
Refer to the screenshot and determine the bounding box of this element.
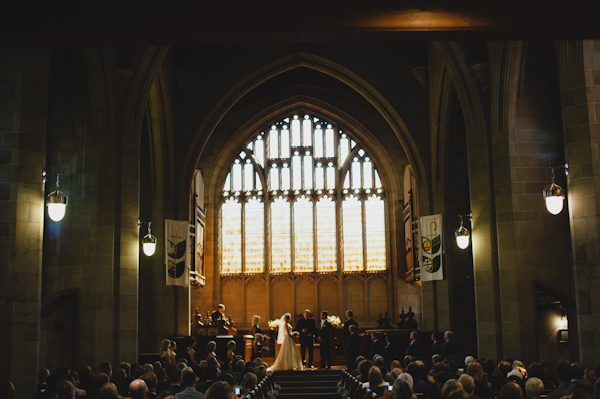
[267,313,303,371]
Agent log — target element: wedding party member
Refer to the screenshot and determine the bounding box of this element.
[295,309,317,368]
[319,311,333,369]
[268,313,303,371]
[251,315,263,335]
[343,310,359,347]
[346,324,362,372]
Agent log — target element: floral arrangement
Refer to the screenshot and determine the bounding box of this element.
[268,319,280,330]
[290,330,300,337]
[327,315,343,328]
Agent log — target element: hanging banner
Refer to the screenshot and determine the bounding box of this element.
[165,219,190,287]
[419,214,444,281]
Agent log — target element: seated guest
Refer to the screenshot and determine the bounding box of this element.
[441,379,463,399]
[375,355,388,376]
[204,381,232,399]
[467,362,494,399]
[196,366,219,394]
[368,366,390,398]
[390,378,416,399]
[529,362,554,390]
[158,368,184,399]
[129,379,149,399]
[571,382,594,399]
[398,373,414,389]
[357,360,375,385]
[54,381,76,399]
[572,363,585,383]
[141,372,158,399]
[160,340,176,365]
[424,371,457,399]
[175,370,202,399]
[584,368,597,386]
[458,374,474,396]
[255,366,267,382]
[37,368,50,395]
[237,373,257,396]
[501,381,523,399]
[387,368,403,384]
[547,361,572,399]
[492,361,512,391]
[98,382,120,399]
[407,362,427,394]
[526,377,544,399]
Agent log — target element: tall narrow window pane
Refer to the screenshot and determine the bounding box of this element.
[291,117,301,146]
[325,126,335,157]
[281,167,291,190]
[317,197,337,272]
[326,165,335,189]
[281,128,290,158]
[343,195,363,271]
[365,196,386,271]
[294,197,314,272]
[374,170,382,188]
[224,173,231,192]
[244,163,253,191]
[292,155,302,190]
[255,138,265,167]
[232,162,242,191]
[303,117,312,146]
[340,135,349,164]
[270,167,279,191]
[343,173,350,189]
[304,156,313,189]
[222,198,242,273]
[245,198,265,273]
[271,198,291,273]
[352,159,362,189]
[315,164,325,189]
[363,160,373,188]
[314,126,324,157]
[255,173,262,190]
[269,128,279,158]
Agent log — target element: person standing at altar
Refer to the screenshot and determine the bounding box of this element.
[342,310,358,347]
[318,311,333,369]
[295,309,317,368]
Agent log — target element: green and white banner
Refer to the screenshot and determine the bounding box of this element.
[419,214,444,281]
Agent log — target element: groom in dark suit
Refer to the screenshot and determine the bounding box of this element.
[295,309,317,368]
[318,311,333,369]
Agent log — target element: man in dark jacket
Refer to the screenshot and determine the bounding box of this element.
[295,309,318,368]
[346,325,361,372]
[318,311,333,369]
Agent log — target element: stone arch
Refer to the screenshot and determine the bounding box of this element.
[272,276,294,320]
[184,52,426,201]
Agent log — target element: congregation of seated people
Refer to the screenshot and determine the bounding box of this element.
[6,337,272,399]
[343,330,600,399]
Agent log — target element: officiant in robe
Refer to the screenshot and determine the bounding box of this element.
[295,309,317,368]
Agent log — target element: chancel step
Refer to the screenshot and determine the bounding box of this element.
[275,370,343,399]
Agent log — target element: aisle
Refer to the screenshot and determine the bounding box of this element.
[275,369,343,399]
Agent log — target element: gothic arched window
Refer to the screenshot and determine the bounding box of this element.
[220,112,386,274]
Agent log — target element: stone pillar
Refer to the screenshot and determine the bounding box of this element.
[557,40,600,364]
[0,49,50,399]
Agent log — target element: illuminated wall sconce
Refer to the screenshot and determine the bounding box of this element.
[139,220,157,256]
[543,163,568,215]
[455,213,472,249]
[557,309,568,342]
[42,169,68,222]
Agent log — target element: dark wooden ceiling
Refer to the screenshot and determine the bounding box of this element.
[2,1,600,47]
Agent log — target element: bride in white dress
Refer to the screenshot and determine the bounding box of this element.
[268,313,304,371]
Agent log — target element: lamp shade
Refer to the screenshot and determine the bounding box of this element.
[543,183,565,215]
[46,190,68,221]
[455,225,470,249]
[142,234,157,256]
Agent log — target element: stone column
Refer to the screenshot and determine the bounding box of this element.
[0,49,50,399]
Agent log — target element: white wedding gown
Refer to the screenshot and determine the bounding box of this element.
[268,321,304,371]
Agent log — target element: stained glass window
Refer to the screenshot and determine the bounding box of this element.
[272,198,291,273]
[220,112,387,275]
[294,197,314,272]
[222,198,242,274]
[343,195,363,272]
[245,198,265,273]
